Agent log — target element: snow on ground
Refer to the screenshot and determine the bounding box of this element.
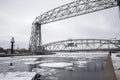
[39,62,73,68]
[0,72,35,80]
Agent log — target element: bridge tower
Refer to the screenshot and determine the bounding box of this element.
[34,22,42,46]
[117,0,120,6]
[29,22,43,52]
[117,0,120,16]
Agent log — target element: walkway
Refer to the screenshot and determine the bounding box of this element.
[103,53,117,80]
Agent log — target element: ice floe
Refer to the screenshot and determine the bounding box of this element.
[21,58,37,61]
[74,61,87,67]
[39,62,73,68]
[23,61,41,65]
[32,68,57,76]
[23,60,54,65]
[65,66,74,71]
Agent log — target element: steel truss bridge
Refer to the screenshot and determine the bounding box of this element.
[41,39,120,52]
[29,0,120,52]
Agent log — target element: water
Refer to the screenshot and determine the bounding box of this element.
[0,53,107,80]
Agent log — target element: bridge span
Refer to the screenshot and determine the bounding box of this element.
[34,39,120,52]
[29,0,120,52]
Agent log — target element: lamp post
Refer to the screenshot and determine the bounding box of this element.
[11,37,15,54]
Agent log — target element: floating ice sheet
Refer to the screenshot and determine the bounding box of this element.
[23,60,54,64]
[21,58,37,61]
[39,62,73,68]
[74,61,88,67]
[32,68,57,75]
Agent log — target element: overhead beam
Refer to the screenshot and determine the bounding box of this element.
[35,0,118,25]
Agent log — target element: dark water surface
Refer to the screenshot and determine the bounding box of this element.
[0,54,107,80]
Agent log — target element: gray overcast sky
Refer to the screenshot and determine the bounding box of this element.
[0,0,120,49]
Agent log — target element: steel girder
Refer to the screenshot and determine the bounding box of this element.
[42,39,120,52]
[29,0,119,52]
[35,0,118,24]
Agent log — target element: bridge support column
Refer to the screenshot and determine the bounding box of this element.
[35,22,42,46]
[34,22,44,53]
[117,0,120,17]
[117,0,120,6]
